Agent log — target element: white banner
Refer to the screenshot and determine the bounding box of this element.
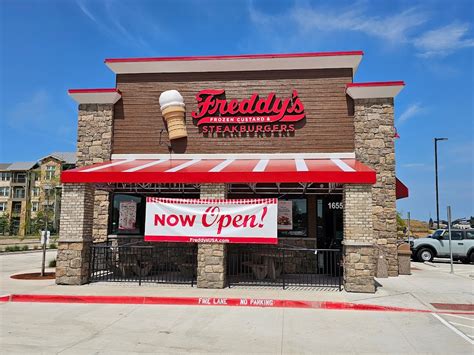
[144,198,278,244]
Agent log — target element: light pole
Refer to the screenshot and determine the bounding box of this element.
[41,185,50,276]
[434,137,448,229]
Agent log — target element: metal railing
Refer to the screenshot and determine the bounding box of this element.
[89,242,197,286]
[227,245,342,290]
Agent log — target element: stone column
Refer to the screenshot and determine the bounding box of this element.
[353,98,398,277]
[197,184,227,288]
[56,183,95,285]
[77,104,114,242]
[343,184,376,293]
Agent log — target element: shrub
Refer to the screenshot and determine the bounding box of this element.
[49,243,57,249]
[5,245,21,252]
[48,259,57,267]
[22,245,29,251]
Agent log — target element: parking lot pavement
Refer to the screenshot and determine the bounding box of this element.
[432,313,474,345]
[1,302,474,354]
[425,259,474,278]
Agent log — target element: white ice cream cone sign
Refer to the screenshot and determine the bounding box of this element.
[159,90,187,140]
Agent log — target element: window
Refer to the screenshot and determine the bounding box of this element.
[0,187,9,197]
[0,172,10,181]
[466,232,474,240]
[450,231,464,240]
[441,231,463,240]
[13,187,25,199]
[12,202,21,214]
[32,202,39,212]
[13,173,26,183]
[0,202,6,212]
[110,194,144,235]
[278,198,308,238]
[32,187,39,197]
[45,166,56,180]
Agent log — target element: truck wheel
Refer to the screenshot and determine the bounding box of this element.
[417,248,434,262]
[467,251,474,264]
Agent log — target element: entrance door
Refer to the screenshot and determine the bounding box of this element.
[316,195,343,249]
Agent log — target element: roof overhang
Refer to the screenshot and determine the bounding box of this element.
[68,88,122,104]
[104,51,364,74]
[61,156,376,185]
[346,81,405,99]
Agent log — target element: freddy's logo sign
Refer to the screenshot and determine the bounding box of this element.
[191,89,305,134]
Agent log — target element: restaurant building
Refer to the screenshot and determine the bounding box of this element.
[57,51,408,293]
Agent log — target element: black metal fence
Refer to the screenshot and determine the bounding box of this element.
[227,245,342,290]
[89,242,197,286]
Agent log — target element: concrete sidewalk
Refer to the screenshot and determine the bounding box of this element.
[1,251,472,312]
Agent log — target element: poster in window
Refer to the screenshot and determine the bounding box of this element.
[277,200,293,230]
[119,201,137,230]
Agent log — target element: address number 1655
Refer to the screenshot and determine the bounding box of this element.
[328,202,343,210]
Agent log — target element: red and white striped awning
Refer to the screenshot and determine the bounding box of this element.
[62,157,376,184]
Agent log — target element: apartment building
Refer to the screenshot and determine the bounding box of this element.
[0,152,76,236]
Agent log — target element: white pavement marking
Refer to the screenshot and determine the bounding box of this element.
[449,321,474,329]
[331,158,355,172]
[124,159,168,172]
[295,159,308,172]
[444,313,474,321]
[81,159,134,172]
[165,159,201,172]
[253,159,269,172]
[432,313,474,345]
[209,159,235,172]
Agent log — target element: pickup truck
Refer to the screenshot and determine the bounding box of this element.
[410,229,474,263]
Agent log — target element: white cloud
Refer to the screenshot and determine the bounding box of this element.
[414,23,474,57]
[401,163,427,168]
[7,90,50,129]
[76,0,165,51]
[397,103,425,125]
[291,5,427,43]
[247,2,473,58]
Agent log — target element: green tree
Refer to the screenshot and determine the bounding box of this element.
[0,213,10,235]
[396,212,406,232]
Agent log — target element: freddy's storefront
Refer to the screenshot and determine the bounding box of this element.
[58,51,408,293]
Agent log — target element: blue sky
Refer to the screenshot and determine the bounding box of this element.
[0,0,473,220]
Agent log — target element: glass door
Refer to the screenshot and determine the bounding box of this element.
[316,195,343,249]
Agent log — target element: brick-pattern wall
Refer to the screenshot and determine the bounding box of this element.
[343,184,376,293]
[113,69,355,154]
[197,184,227,288]
[77,104,114,242]
[353,98,398,277]
[56,184,95,285]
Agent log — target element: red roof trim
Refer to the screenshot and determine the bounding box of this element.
[68,88,121,94]
[346,81,405,88]
[104,51,364,63]
[396,178,409,199]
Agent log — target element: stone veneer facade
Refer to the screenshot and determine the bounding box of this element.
[353,98,398,277]
[56,184,95,285]
[343,184,375,293]
[77,104,114,242]
[197,184,227,288]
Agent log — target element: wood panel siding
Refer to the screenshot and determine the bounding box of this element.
[113,69,355,154]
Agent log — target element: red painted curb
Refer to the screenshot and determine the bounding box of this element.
[0,294,11,302]
[4,294,474,316]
